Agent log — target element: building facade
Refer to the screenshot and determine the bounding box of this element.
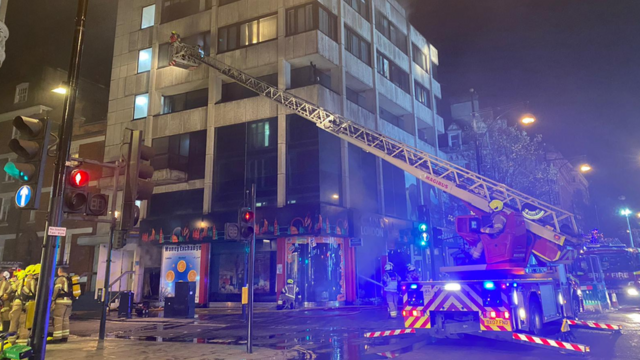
[104,0,444,306]
[0,0,8,68]
[0,65,108,292]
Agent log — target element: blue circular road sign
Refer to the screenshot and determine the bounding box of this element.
[15,185,32,208]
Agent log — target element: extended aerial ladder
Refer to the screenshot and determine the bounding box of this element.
[170,40,580,263]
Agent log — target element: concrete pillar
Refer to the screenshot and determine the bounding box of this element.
[204,3,221,214]
[276,6,289,208]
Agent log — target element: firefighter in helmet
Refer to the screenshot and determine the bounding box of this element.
[468,200,507,262]
[0,271,11,332]
[383,262,400,318]
[51,267,73,342]
[9,265,36,344]
[406,264,420,282]
[277,279,300,310]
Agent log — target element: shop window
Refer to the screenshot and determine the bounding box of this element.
[219,14,278,53]
[138,48,152,73]
[141,4,155,29]
[345,27,371,66]
[134,93,149,119]
[162,88,208,114]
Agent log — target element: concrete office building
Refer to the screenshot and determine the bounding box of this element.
[104,0,444,306]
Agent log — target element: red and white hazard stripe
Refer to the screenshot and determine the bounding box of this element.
[567,319,622,330]
[376,352,400,358]
[364,328,416,338]
[512,333,589,353]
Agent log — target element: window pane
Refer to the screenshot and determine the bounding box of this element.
[141,5,155,29]
[286,10,295,35]
[228,25,238,50]
[219,27,228,52]
[138,48,152,73]
[260,15,277,42]
[305,5,314,31]
[297,7,306,32]
[134,94,149,119]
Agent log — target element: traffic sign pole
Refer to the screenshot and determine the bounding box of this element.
[30,1,89,358]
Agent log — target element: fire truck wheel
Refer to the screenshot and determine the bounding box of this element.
[529,300,543,335]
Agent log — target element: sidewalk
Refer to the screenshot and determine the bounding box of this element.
[43,337,294,360]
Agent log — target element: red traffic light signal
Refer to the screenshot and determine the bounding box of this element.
[69,169,89,187]
[242,210,254,222]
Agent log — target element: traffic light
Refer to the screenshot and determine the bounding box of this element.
[63,168,89,213]
[239,208,254,240]
[113,230,127,250]
[86,192,109,216]
[415,205,430,247]
[4,116,51,209]
[120,131,155,231]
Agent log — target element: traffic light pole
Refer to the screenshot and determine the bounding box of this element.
[247,184,256,354]
[98,160,121,345]
[30,0,89,358]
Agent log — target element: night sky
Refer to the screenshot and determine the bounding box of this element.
[4,1,638,238]
[408,0,640,239]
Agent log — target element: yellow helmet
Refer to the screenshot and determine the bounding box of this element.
[489,200,504,212]
[25,265,35,275]
[33,264,41,275]
[16,270,26,281]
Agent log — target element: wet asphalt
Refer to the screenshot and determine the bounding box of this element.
[68,306,640,359]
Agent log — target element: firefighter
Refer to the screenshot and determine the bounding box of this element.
[51,267,73,342]
[0,271,12,332]
[169,31,181,43]
[9,265,35,344]
[406,264,420,282]
[383,263,400,318]
[481,200,507,235]
[277,279,300,310]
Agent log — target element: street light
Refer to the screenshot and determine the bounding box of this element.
[520,114,536,125]
[579,164,592,173]
[51,85,68,95]
[620,208,635,248]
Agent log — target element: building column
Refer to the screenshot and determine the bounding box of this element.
[276,6,290,208]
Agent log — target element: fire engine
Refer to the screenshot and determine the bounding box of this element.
[584,243,640,305]
[168,39,619,353]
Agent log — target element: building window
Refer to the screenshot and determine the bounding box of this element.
[376,52,409,93]
[249,120,270,149]
[290,65,331,90]
[14,83,28,104]
[432,62,439,81]
[138,48,152,73]
[162,88,208,114]
[218,14,278,53]
[412,44,428,73]
[0,198,9,224]
[414,81,431,108]
[158,32,210,68]
[318,6,337,41]
[375,11,407,54]
[449,133,461,149]
[161,0,211,24]
[152,131,206,179]
[345,27,371,66]
[344,0,369,21]
[141,4,155,29]
[379,106,404,129]
[220,73,277,103]
[285,3,336,40]
[435,96,443,116]
[134,94,149,119]
[346,87,368,109]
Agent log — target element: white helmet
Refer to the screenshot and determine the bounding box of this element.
[407,264,416,272]
[384,262,394,271]
[2,272,9,280]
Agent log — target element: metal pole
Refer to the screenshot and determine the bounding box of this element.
[98,160,120,345]
[626,215,635,248]
[30,1,88,358]
[247,184,256,354]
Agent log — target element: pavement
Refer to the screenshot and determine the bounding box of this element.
[40,305,640,359]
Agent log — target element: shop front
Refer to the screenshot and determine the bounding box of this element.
[139,203,357,307]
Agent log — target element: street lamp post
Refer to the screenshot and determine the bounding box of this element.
[621,208,635,248]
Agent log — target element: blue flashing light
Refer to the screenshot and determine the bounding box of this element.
[483,281,495,290]
[512,283,518,288]
[410,284,418,290]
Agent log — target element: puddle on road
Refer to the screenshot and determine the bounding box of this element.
[111,321,417,360]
